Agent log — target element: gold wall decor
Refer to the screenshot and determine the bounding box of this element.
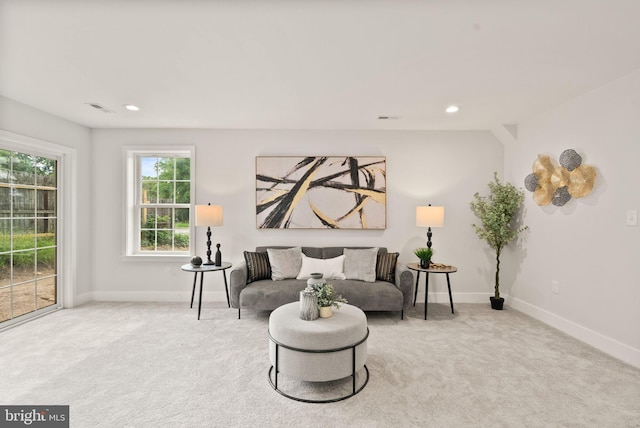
[524,149,596,206]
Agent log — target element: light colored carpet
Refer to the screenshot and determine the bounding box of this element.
[1,301,639,427]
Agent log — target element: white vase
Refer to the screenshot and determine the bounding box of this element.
[299,286,319,321]
[307,272,325,288]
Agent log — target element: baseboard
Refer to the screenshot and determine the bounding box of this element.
[72,292,93,307]
[416,291,491,304]
[89,290,230,303]
[510,298,640,369]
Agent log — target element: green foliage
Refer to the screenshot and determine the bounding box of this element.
[174,234,189,248]
[140,212,190,251]
[0,233,56,270]
[142,214,169,229]
[142,157,190,204]
[313,283,348,309]
[1,151,56,186]
[470,172,528,298]
[141,231,189,251]
[414,247,433,260]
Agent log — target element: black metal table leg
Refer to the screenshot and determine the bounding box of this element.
[198,272,204,320]
[182,262,233,320]
[446,273,454,314]
[424,272,430,320]
[190,273,197,308]
[406,263,458,322]
[222,270,230,308]
[274,342,279,390]
[352,344,357,394]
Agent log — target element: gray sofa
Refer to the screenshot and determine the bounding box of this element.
[229,246,413,319]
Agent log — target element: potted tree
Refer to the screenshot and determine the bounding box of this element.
[470,172,528,310]
[314,283,348,318]
[414,247,433,269]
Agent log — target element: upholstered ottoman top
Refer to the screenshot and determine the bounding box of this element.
[269,302,368,382]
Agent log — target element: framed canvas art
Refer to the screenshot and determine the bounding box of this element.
[256,156,386,229]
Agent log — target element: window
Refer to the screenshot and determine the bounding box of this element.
[0,148,58,324]
[124,147,194,257]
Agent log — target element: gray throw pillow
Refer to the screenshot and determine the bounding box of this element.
[343,247,379,282]
[267,247,303,280]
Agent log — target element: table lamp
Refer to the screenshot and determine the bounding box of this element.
[416,204,444,249]
[195,203,223,265]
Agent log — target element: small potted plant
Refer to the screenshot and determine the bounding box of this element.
[313,283,348,318]
[470,172,528,310]
[414,247,433,269]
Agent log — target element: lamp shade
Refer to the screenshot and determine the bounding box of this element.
[416,206,444,228]
[195,204,223,227]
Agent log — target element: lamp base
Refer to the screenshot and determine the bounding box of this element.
[202,260,216,266]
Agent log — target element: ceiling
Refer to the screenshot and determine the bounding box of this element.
[1,0,640,131]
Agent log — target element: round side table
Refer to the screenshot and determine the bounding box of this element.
[406,262,457,320]
[181,262,232,320]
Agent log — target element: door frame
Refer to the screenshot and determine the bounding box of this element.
[0,130,77,329]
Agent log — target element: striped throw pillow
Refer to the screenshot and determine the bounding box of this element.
[243,251,271,283]
[376,252,399,282]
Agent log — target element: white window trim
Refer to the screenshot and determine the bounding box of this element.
[122,146,195,261]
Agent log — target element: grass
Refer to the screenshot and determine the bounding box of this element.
[0,233,56,270]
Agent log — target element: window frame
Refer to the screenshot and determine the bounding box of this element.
[123,146,195,260]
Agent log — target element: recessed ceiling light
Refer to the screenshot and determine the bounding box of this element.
[124,104,140,111]
[445,105,460,113]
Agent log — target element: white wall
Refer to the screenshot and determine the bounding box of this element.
[90,129,503,304]
[0,96,93,305]
[504,70,640,367]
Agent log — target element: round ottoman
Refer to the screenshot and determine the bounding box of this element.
[268,302,369,402]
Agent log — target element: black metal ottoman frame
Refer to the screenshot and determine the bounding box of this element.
[268,328,370,403]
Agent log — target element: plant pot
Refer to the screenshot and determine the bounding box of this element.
[490,296,504,310]
[420,258,431,269]
[319,306,332,318]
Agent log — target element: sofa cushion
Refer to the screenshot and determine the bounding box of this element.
[343,247,378,282]
[296,254,346,280]
[376,252,399,282]
[239,279,403,312]
[243,251,271,283]
[240,279,306,310]
[267,247,302,280]
[332,280,403,311]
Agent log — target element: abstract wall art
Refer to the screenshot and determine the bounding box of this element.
[524,149,596,206]
[256,156,386,229]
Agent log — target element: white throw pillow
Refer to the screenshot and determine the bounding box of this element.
[267,247,302,280]
[296,254,346,280]
[343,247,379,282]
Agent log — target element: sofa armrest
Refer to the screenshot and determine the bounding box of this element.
[395,263,414,310]
[229,261,249,308]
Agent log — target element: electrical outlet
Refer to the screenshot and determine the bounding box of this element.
[552,280,559,294]
[627,209,637,226]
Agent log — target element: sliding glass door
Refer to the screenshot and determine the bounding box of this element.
[0,149,58,325]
